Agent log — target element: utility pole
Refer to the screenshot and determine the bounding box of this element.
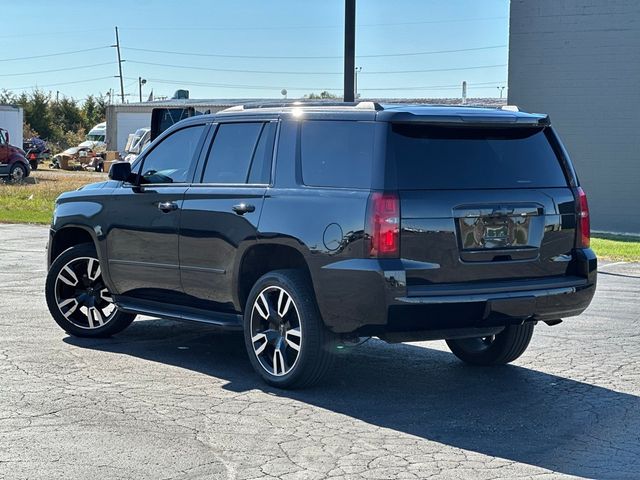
[138,77,146,102]
[497,86,505,99]
[343,0,356,102]
[355,66,362,99]
[113,26,125,103]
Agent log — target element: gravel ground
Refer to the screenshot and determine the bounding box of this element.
[1,223,638,480]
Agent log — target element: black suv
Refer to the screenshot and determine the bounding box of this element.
[45,102,597,388]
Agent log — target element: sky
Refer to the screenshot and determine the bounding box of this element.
[0,0,510,102]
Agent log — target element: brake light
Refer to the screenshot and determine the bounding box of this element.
[368,192,400,258]
[576,187,590,248]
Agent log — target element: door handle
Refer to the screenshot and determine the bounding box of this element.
[232,203,255,215]
[158,201,179,213]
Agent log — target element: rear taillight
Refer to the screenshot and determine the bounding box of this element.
[367,192,400,258]
[576,187,590,248]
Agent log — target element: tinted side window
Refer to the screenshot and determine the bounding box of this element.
[301,121,374,188]
[248,122,276,184]
[202,123,264,184]
[391,124,568,189]
[140,125,205,184]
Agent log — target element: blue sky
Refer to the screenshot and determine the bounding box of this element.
[0,0,509,101]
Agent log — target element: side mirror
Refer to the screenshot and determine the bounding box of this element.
[109,161,132,182]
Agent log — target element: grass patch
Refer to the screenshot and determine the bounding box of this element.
[591,234,640,262]
[0,169,105,225]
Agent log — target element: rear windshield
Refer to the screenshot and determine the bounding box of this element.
[390,124,568,189]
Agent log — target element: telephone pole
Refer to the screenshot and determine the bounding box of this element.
[343,0,356,102]
[114,26,125,103]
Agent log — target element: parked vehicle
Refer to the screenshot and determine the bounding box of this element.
[0,105,24,154]
[45,102,597,388]
[85,122,107,150]
[51,145,101,170]
[122,127,150,163]
[23,137,50,170]
[0,127,30,182]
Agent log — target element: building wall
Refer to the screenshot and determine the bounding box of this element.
[508,0,640,234]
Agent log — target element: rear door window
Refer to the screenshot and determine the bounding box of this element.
[201,122,274,184]
[390,124,568,189]
[301,121,374,188]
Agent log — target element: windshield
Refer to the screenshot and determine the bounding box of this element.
[86,134,105,142]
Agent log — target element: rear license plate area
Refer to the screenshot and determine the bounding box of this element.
[453,204,543,262]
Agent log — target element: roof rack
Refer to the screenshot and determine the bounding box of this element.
[222,100,383,112]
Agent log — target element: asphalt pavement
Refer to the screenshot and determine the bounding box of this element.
[0,223,638,479]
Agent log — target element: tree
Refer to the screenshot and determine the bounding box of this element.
[51,97,84,136]
[20,90,55,140]
[82,94,106,130]
[1,88,106,152]
[305,91,339,100]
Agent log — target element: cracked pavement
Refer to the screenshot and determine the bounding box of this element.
[0,223,639,479]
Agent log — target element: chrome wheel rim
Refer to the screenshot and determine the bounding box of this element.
[54,256,116,329]
[250,286,302,377]
[11,166,25,182]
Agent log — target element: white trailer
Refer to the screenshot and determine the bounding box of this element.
[0,105,23,148]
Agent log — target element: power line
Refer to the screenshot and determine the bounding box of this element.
[143,77,507,92]
[0,62,115,77]
[121,16,507,31]
[5,76,115,91]
[126,60,506,76]
[0,46,110,62]
[121,44,507,60]
[0,28,111,39]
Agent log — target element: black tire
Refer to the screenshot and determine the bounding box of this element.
[8,163,27,183]
[243,269,335,389]
[446,323,535,366]
[45,243,135,338]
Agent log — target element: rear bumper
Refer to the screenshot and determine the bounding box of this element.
[316,248,597,334]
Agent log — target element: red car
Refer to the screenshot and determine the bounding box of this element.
[0,128,30,182]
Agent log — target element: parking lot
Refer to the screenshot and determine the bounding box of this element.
[1,223,639,479]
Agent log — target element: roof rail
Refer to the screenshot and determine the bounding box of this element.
[221,100,383,112]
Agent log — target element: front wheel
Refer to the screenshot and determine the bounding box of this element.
[244,269,335,389]
[8,163,27,183]
[45,243,135,338]
[446,323,535,366]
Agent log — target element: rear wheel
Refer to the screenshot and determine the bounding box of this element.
[446,323,534,365]
[244,269,335,389]
[45,243,135,338]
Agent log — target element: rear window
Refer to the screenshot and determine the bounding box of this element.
[390,124,568,189]
[301,121,374,188]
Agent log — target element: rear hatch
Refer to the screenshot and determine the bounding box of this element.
[389,122,578,288]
